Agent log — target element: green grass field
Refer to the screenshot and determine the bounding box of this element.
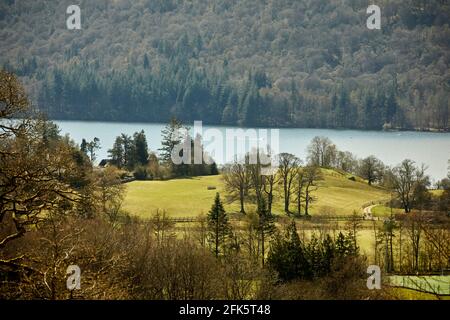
[389,287,450,300]
[371,205,403,217]
[122,169,390,218]
[122,175,237,218]
[388,275,450,296]
[430,189,444,197]
[305,169,389,216]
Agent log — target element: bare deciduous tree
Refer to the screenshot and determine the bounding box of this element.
[294,168,307,216]
[278,153,300,214]
[262,173,279,214]
[95,166,126,222]
[307,136,336,167]
[302,166,322,216]
[358,155,384,185]
[222,158,250,214]
[0,71,90,273]
[387,159,430,213]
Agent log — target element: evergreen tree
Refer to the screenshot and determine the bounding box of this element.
[335,231,357,258]
[330,90,338,127]
[257,197,275,267]
[133,130,149,166]
[306,235,323,277]
[336,85,350,128]
[108,136,125,168]
[286,220,311,279]
[385,87,398,125]
[121,133,135,170]
[335,232,347,257]
[267,219,311,281]
[221,92,238,124]
[143,53,150,69]
[86,137,100,162]
[361,91,375,129]
[207,193,231,258]
[242,84,260,126]
[375,86,386,128]
[321,234,335,275]
[210,162,219,175]
[252,70,270,89]
[159,117,184,165]
[80,138,88,155]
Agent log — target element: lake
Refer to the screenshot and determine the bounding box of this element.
[54,120,450,182]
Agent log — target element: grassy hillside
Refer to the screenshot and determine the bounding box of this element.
[122,169,389,218]
[371,204,403,217]
[122,175,238,218]
[301,169,388,216]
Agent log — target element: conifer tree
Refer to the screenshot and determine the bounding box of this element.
[80,138,88,155]
[385,87,398,125]
[159,118,185,175]
[267,219,310,281]
[207,193,231,258]
[85,137,100,162]
[143,53,150,69]
[133,130,149,166]
[322,234,335,275]
[121,134,135,170]
[257,197,275,267]
[159,118,183,162]
[108,136,124,168]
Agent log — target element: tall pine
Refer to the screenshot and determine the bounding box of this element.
[207,193,231,258]
[133,130,149,166]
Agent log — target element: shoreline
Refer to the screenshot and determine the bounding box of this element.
[47,117,450,134]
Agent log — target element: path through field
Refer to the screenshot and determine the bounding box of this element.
[363,204,379,221]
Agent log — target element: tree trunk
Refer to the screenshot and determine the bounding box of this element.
[398,225,403,273]
[261,228,265,267]
[390,232,394,271]
[304,189,310,215]
[284,184,289,213]
[267,187,273,214]
[239,188,245,214]
[215,221,219,258]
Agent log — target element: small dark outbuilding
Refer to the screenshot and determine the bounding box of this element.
[98,159,112,168]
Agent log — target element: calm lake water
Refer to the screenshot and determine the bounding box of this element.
[54,120,450,182]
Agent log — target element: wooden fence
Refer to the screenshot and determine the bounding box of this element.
[159,214,366,224]
[386,275,450,295]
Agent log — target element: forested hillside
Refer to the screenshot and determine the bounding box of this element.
[1,0,449,130]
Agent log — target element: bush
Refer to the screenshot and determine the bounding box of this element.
[133,165,148,180]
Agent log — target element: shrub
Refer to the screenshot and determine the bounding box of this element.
[133,165,148,180]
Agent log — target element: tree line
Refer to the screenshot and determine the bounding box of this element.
[222,135,449,217]
[80,118,219,180]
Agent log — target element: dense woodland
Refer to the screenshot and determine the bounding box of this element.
[1,0,449,130]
